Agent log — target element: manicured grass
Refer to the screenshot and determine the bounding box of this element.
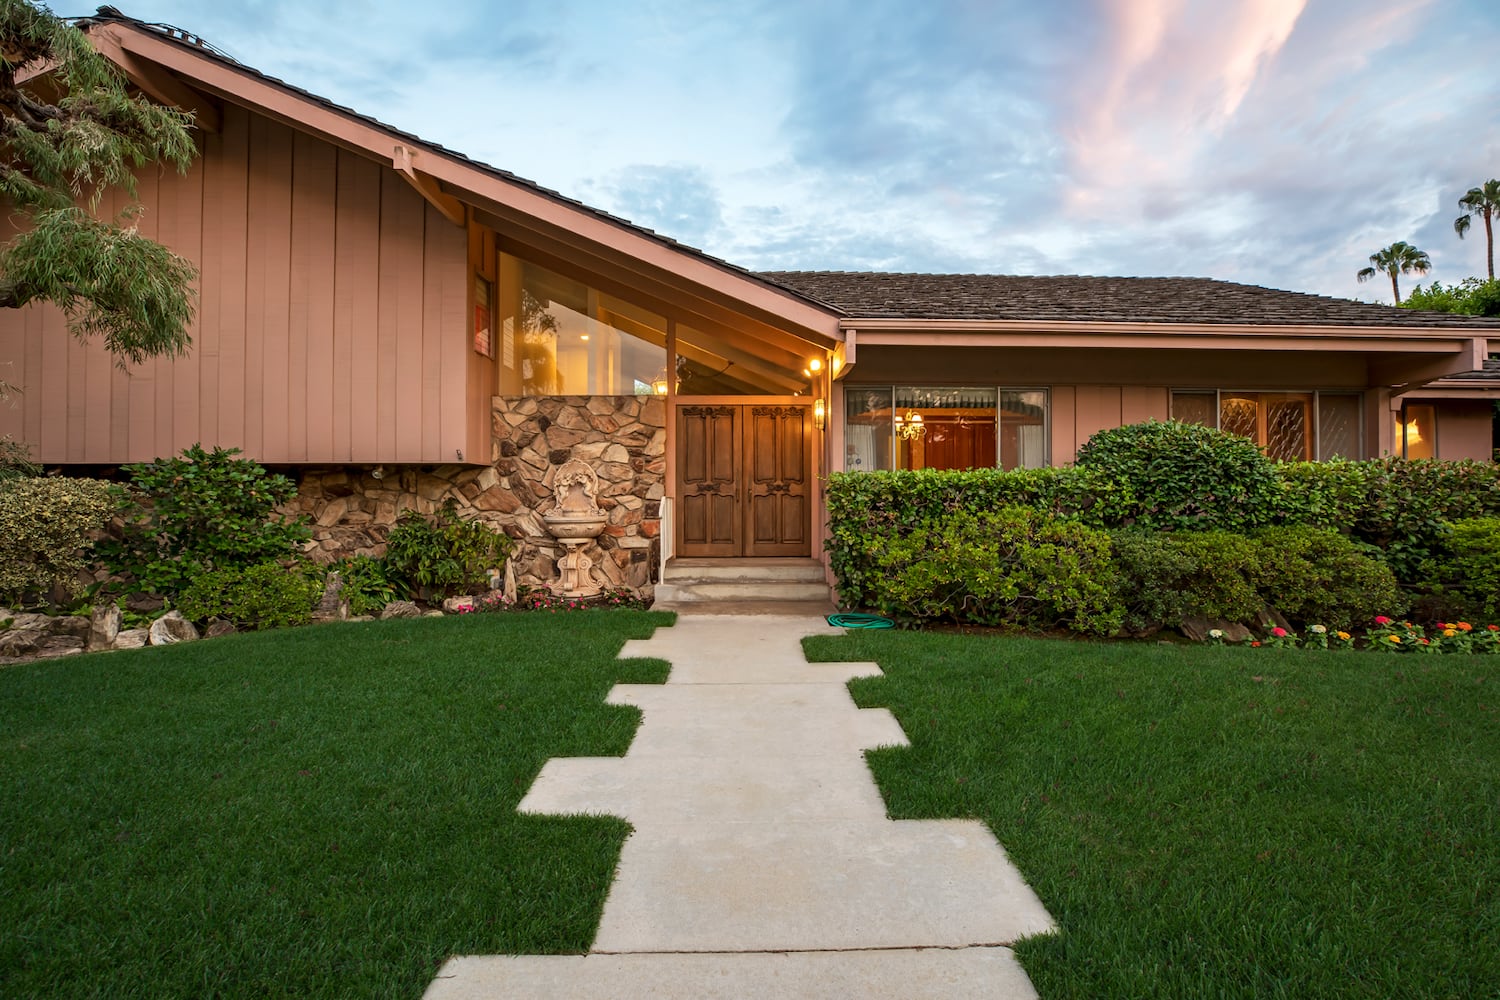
[1,611,672,999]
[804,632,1499,999]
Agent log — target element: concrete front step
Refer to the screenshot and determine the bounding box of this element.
[657,557,833,605]
[661,557,826,583]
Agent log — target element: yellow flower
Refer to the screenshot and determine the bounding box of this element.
[1336,631,1351,640]
[1388,635,1402,644]
[1443,628,1457,637]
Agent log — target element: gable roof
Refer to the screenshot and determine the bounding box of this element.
[78,8,842,345]
[758,271,1500,330]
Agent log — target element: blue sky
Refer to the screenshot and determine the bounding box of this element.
[105,0,1500,302]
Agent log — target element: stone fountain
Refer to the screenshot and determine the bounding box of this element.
[541,459,608,598]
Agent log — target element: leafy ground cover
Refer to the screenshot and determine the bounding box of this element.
[804,632,1499,999]
[1,611,671,999]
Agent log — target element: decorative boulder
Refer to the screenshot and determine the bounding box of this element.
[441,596,476,614]
[88,604,123,652]
[204,619,237,639]
[149,610,201,646]
[312,571,349,622]
[379,600,421,620]
[114,629,149,650]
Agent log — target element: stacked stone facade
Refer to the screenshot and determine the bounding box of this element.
[294,395,666,596]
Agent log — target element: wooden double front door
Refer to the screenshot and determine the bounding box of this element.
[676,404,812,557]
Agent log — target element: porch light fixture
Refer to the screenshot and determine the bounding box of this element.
[897,411,926,440]
[651,368,670,395]
[814,397,826,430]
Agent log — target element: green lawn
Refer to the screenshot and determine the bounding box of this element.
[1,611,671,999]
[804,632,1500,1000]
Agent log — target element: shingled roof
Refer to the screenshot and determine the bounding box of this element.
[758,271,1500,329]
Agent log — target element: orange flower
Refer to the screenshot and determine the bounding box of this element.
[1458,622,1473,632]
[1336,631,1351,640]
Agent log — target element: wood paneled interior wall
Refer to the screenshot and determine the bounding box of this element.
[0,103,475,465]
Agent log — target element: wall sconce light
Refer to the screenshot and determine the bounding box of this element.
[651,369,670,395]
[814,397,826,430]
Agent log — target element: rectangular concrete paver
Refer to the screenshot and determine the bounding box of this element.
[425,947,1040,1000]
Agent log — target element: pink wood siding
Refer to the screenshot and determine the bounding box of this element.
[1434,400,1494,462]
[1054,385,1168,463]
[0,103,473,466]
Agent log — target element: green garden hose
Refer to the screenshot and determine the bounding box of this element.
[827,613,894,629]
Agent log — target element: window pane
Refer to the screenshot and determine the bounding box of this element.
[1400,404,1437,459]
[1317,393,1361,460]
[1171,391,1216,426]
[844,388,893,471]
[676,324,813,396]
[893,387,998,471]
[498,254,666,395]
[999,390,1047,470]
[1218,391,1313,460]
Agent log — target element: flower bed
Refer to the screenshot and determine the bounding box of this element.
[1205,617,1500,653]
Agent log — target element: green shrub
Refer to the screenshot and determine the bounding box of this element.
[382,501,513,599]
[1074,419,1285,532]
[1251,525,1404,630]
[1428,517,1500,621]
[1344,458,1500,583]
[100,444,311,598]
[176,562,321,630]
[332,554,404,616]
[0,436,42,482]
[1108,530,1263,632]
[0,477,114,605]
[864,506,1121,634]
[825,466,1131,607]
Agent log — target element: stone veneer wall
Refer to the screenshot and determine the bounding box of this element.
[294,395,666,596]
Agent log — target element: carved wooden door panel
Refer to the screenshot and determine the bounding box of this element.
[744,405,811,557]
[677,405,741,557]
[675,403,812,558]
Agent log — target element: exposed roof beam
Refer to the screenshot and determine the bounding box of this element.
[392,144,465,227]
[89,25,220,132]
[1376,337,1488,394]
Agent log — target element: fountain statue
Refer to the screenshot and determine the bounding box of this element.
[541,459,608,597]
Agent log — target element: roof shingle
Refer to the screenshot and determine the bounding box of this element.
[757,271,1500,329]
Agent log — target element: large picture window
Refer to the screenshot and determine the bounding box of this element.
[497,253,666,396]
[1170,390,1363,460]
[843,387,1048,471]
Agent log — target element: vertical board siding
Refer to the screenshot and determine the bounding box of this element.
[214,105,251,451]
[391,181,427,462]
[334,150,380,461]
[0,104,491,466]
[289,131,339,463]
[1054,384,1172,463]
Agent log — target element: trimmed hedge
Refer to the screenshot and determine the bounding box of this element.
[827,421,1500,627]
[862,506,1121,634]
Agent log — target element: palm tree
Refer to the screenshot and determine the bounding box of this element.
[1454,179,1500,280]
[1357,241,1431,304]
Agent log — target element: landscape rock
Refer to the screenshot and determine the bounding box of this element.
[88,604,122,652]
[1179,617,1254,643]
[113,628,149,649]
[149,611,201,646]
[442,596,477,614]
[125,592,164,613]
[380,600,422,620]
[204,619,237,639]
[312,571,349,622]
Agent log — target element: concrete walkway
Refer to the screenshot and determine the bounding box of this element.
[424,614,1054,999]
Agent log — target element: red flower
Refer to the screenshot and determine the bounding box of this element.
[1251,641,1262,647]
[1374,616,1392,625]
[1270,627,1288,638]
